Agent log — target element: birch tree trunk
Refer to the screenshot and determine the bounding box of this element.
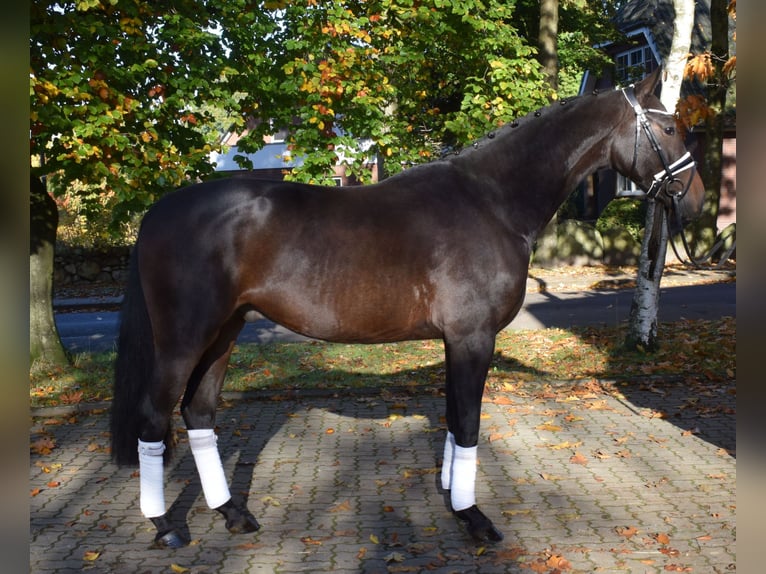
[626,0,694,351]
[626,202,669,351]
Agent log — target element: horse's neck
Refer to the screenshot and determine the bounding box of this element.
[452,100,620,240]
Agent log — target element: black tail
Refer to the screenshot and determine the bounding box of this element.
[110,248,171,466]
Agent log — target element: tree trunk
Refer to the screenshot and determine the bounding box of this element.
[532,0,559,265]
[626,201,669,351]
[692,0,730,251]
[660,0,695,109]
[30,174,69,367]
[626,0,694,350]
[538,0,559,92]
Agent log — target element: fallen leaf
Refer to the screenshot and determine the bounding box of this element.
[546,553,572,570]
[30,437,56,456]
[539,472,563,481]
[83,551,100,562]
[356,547,367,559]
[660,547,681,557]
[615,525,638,539]
[654,532,670,545]
[330,499,352,513]
[30,488,42,497]
[663,564,692,572]
[300,536,323,546]
[569,452,589,466]
[46,481,61,488]
[369,533,380,544]
[549,441,583,450]
[384,552,405,563]
[536,421,562,432]
[60,390,84,405]
[170,564,189,573]
[502,509,532,517]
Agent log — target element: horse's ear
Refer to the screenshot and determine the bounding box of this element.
[635,66,663,98]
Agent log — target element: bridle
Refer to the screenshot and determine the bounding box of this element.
[619,85,725,268]
[620,85,696,203]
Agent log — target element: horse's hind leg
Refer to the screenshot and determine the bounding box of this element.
[441,330,504,543]
[180,315,260,536]
[137,357,197,548]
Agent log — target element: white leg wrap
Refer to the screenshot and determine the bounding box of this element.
[441,431,456,490]
[138,440,166,518]
[450,445,478,512]
[188,429,231,509]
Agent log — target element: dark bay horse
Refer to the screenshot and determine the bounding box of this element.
[111,69,703,547]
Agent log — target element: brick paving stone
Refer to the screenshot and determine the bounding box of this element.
[31,379,735,573]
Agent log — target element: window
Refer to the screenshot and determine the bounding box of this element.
[616,46,657,85]
[614,44,657,197]
[615,173,645,197]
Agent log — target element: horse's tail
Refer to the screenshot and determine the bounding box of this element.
[110,247,171,466]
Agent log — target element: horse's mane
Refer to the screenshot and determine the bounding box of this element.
[445,90,599,160]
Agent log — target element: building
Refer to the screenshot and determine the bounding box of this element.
[577,0,735,232]
[211,120,380,186]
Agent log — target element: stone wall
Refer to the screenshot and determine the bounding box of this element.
[54,245,132,286]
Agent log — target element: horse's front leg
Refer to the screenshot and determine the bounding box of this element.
[441,331,504,543]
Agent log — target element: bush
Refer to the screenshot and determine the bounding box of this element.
[595,198,647,243]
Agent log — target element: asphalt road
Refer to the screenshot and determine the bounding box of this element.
[54,282,735,354]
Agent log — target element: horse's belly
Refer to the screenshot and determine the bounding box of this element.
[249,288,440,344]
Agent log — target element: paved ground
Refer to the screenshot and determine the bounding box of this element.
[30,378,735,573]
[33,264,736,573]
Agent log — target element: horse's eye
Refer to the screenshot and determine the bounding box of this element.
[664,126,675,136]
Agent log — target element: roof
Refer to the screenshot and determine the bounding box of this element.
[613,0,713,59]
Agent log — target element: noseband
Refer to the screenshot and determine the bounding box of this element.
[621,86,696,203]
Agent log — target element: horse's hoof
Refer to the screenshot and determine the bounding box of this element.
[151,528,188,549]
[454,505,504,543]
[215,499,261,534]
[149,515,189,548]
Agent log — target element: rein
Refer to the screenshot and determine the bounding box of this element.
[620,86,733,269]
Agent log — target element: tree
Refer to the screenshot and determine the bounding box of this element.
[678,0,736,252]
[625,0,736,351]
[625,0,696,351]
[30,0,263,365]
[225,0,554,183]
[539,0,560,92]
[31,0,612,366]
[30,175,69,366]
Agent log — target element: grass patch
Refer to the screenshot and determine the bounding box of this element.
[30,317,735,409]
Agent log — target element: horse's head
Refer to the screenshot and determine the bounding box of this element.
[611,68,705,228]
